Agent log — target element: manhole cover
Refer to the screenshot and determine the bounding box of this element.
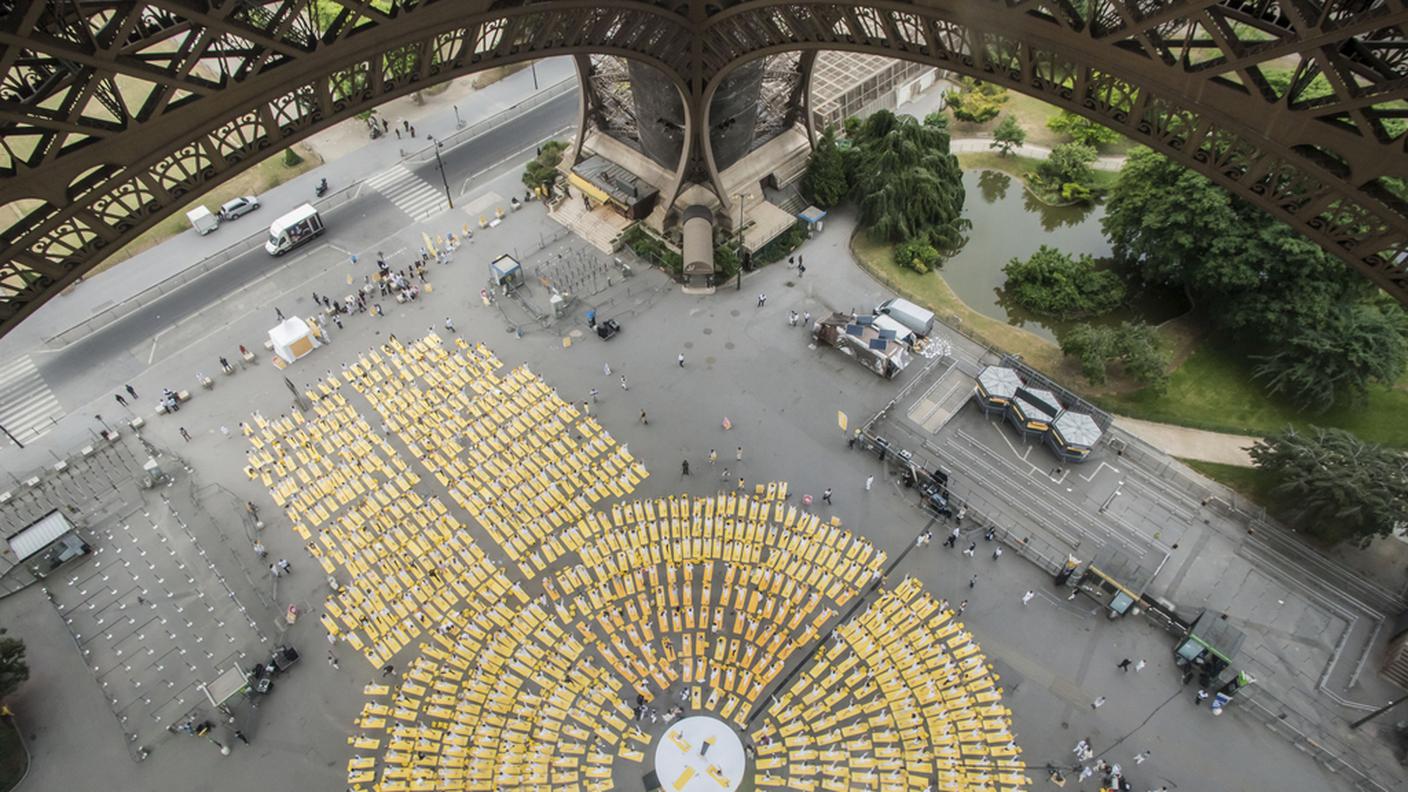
[702,328,713,335]
[724,342,735,350]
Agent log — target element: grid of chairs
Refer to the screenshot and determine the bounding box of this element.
[349,598,647,791]
[244,334,1029,791]
[345,334,648,575]
[542,492,886,727]
[752,577,1029,791]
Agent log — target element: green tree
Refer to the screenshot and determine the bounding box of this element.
[1060,324,1118,385]
[1249,427,1408,545]
[0,637,26,699]
[1036,143,1097,194]
[522,140,568,195]
[946,79,1008,124]
[1102,148,1366,338]
[1001,246,1126,318]
[894,238,941,274]
[1046,111,1121,148]
[1060,321,1168,389]
[1253,300,1408,413]
[801,126,848,209]
[846,110,969,249]
[990,116,1026,156]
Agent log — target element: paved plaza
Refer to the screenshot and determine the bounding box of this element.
[0,77,1403,792]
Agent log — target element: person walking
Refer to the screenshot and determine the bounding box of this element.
[381,663,395,678]
[275,306,285,321]
[991,546,1003,561]
[681,460,690,476]
[581,401,591,416]
[798,261,806,278]
[677,352,685,368]
[1091,696,1107,709]
[270,562,282,578]
[179,426,192,442]
[821,487,832,505]
[756,293,767,307]
[865,475,874,491]
[720,467,729,481]
[234,729,249,745]
[1134,658,1147,672]
[708,449,717,465]
[735,446,743,462]
[620,375,629,391]
[736,477,746,490]
[956,600,967,616]
[1133,750,1150,765]
[943,526,959,549]
[114,393,128,407]
[1117,658,1133,672]
[444,317,456,333]
[604,362,612,377]
[276,558,291,574]
[1193,689,1209,706]
[639,409,649,425]
[962,543,976,558]
[968,573,977,589]
[125,384,138,399]
[327,651,340,670]
[1021,590,1035,605]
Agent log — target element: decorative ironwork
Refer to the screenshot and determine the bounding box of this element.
[0,1,1405,336]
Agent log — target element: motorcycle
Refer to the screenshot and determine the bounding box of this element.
[315,178,328,197]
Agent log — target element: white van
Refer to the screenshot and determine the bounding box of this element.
[872,313,916,347]
[264,203,324,255]
[874,297,934,337]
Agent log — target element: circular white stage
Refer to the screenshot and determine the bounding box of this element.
[652,716,745,792]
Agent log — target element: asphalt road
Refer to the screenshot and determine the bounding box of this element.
[39,89,576,394]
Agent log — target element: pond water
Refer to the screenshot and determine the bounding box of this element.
[941,170,1185,340]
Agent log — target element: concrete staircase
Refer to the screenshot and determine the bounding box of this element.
[548,191,631,254]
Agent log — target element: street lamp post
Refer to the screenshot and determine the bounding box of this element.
[427,136,454,209]
[453,104,463,129]
[734,192,752,291]
[0,422,22,449]
[531,60,539,91]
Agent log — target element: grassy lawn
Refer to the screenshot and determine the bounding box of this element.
[0,718,27,792]
[1098,343,1408,448]
[88,143,320,277]
[1179,458,1280,511]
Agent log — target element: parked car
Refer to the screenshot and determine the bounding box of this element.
[873,297,935,337]
[219,195,261,221]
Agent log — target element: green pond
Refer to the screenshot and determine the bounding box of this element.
[941,170,1187,341]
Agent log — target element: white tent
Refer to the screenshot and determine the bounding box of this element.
[268,317,320,364]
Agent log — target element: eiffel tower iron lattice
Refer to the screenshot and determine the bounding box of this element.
[0,1,1406,337]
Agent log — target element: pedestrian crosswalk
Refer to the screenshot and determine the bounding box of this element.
[364,164,447,221]
[0,354,63,444]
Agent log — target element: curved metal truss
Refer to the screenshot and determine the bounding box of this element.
[1,1,1405,337]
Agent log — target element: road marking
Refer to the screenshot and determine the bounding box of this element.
[461,125,575,195]
[365,164,448,221]
[0,354,64,443]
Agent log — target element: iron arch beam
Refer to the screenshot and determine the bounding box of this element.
[0,0,1405,340]
[694,1,1408,302]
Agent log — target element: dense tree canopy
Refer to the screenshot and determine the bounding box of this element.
[946,79,1008,124]
[1249,427,1408,545]
[845,110,969,250]
[1046,111,1122,148]
[1060,321,1169,390]
[1103,147,1368,341]
[1034,143,1099,203]
[1002,246,1126,318]
[1253,300,1408,413]
[522,140,567,194]
[801,126,848,209]
[990,116,1025,156]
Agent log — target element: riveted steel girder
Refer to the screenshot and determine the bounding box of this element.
[0,1,1405,338]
